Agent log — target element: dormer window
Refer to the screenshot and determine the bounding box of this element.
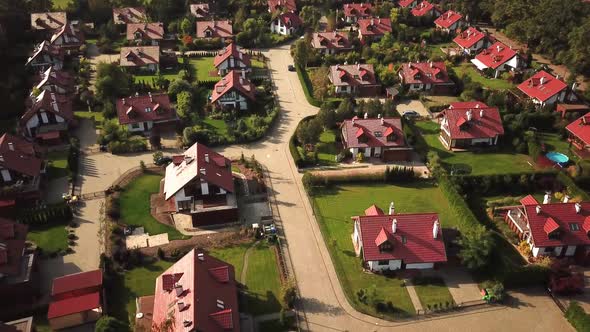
[145,107,152,113]
[374,131,382,137]
[570,223,580,232]
[379,241,392,252]
[386,133,397,142]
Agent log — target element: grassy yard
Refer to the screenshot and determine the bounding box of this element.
[209,243,251,278]
[201,118,230,138]
[317,130,341,165]
[312,182,467,318]
[27,223,68,255]
[46,150,69,180]
[538,131,575,160]
[412,277,455,309]
[243,242,282,315]
[119,173,185,240]
[191,57,219,82]
[53,0,71,9]
[415,120,535,175]
[252,58,266,69]
[452,63,515,90]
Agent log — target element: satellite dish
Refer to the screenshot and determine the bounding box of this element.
[136,313,144,319]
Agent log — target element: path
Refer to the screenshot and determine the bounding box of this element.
[404,279,425,313]
[240,241,258,284]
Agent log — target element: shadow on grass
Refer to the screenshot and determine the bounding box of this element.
[240,289,282,315]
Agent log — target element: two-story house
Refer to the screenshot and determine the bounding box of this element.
[343,3,373,24]
[270,12,302,36]
[453,27,487,55]
[49,21,84,52]
[119,46,160,72]
[329,64,381,96]
[311,32,353,55]
[112,7,147,25]
[214,43,251,76]
[126,23,164,46]
[357,17,392,42]
[196,20,234,42]
[211,71,256,111]
[472,41,521,78]
[32,66,74,95]
[162,143,238,227]
[397,61,455,94]
[434,10,465,33]
[411,1,441,18]
[190,3,212,19]
[517,70,568,108]
[20,90,74,143]
[116,93,178,133]
[26,41,63,70]
[0,134,45,198]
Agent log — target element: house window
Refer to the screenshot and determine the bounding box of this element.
[178,200,191,211]
[374,131,382,137]
[570,223,580,231]
[378,260,389,266]
[145,107,152,113]
[386,134,397,142]
[544,246,555,254]
[401,235,407,244]
[548,231,560,240]
[131,123,140,129]
[379,242,392,252]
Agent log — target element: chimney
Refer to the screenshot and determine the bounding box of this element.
[432,220,440,239]
[197,252,205,261]
[392,218,397,234]
[496,45,501,52]
[479,109,484,118]
[357,63,360,70]
[216,299,225,309]
[364,112,368,119]
[377,114,381,119]
[563,195,570,203]
[466,110,473,121]
[543,193,551,204]
[370,18,374,25]
[388,201,394,215]
[199,168,206,175]
[381,117,384,125]
[7,143,14,151]
[352,118,355,125]
[429,61,433,68]
[148,91,152,102]
[122,98,126,105]
[535,205,542,214]
[540,76,546,85]
[205,153,209,163]
[576,202,582,214]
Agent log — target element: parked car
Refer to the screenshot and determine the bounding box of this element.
[288,64,295,72]
[402,110,419,118]
[155,156,172,166]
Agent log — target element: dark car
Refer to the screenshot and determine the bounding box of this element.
[288,64,295,72]
[402,110,420,118]
[155,156,173,166]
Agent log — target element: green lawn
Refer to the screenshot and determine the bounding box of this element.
[412,277,455,309]
[53,0,71,9]
[452,63,515,90]
[538,131,576,160]
[258,316,296,332]
[427,42,454,58]
[209,243,251,278]
[27,223,68,255]
[312,182,466,319]
[415,120,535,175]
[317,130,341,165]
[46,150,69,180]
[191,57,219,82]
[201,118,230,138]
[75,111,104,130]
[119,173,185,240]
[243,242,282,315]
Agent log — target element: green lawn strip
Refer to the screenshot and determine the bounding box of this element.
[452,63,515,90]
[427,42,454,58]
[75,111,104,130]
[209,243,251,278]
[46,150,69,180]
[317,130,340,165]
[415,120,534,175]
[412,277,455,309]
[201,118,230,138]
[27,223,68,254]
[119,173,185,240]
[243,242,282,315]
[190,57,220,82]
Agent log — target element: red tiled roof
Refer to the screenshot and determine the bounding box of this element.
[343,3,373,18]
[116,93,176,125]
[329,64,378,87]
[441,106,504,140]
[583,216,590,234]
[152,250,240,332]
[557,104,590,113]
[434,10,463,29]
[209,266,230,283]
[163,142,234,200]
[520,195,539,206]
[355,207,447,263]
[544,217,560,234]
[277,12,302,28]
[119,46,160,67]
[214,43,251,68]
[0,133,43,177]
[196,20,233,38]
[47,292,101,319]
[341,117,409,149]
[357,18,392,37]
[268,0,297,13]
[190,4,210,18]
[51,270,103,297]
[211,70,256,103]
[517,70,567,103]
[126,23,164,41]
[374,227,392,247]
[20,90,74,126]
[398,62,453,85]
[398,0,417,8]
[474,41,518,70]
[449,101,488,109]
[113,7,147,24]
[566,114,590,146]
[365,204,384,216]
[522,202,590,247]
[411,1,439,17]
[311,32,353,50]
[453,27,486,49]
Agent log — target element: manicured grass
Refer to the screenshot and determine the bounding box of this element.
[202,118,230,138]
[412,277,455,309]
[427,42,454,58]
[538,131,575,160]
[312,182,466,318]
[53,0,71,9]
[452,63,515,90]
[75,111,104,130]
[209,243,251,278]
[191,57,219,82]
[119,173,185,240]
[317,130,340,165]
[243,242,282,315]
[27,223,68,255]
[415,120,535,175]
[46,150,69,180]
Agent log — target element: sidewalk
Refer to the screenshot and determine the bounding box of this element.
[404,279,425,313]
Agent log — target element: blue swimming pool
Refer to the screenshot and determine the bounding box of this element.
[546,151,569,165]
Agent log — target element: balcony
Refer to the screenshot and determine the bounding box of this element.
[192,193,237,213]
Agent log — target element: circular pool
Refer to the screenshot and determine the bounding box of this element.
[546,151,569,165]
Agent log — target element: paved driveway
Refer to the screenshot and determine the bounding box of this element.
[397,100,431,118]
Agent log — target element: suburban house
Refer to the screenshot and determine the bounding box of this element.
[49,21,84,52]
[341,117,413,161]
[138,249,240,332]
[268,0,297,14]
[116,93,178,133]
[517,70,567,108]
[437,101,504,150]
[30,12,66,31]
[434,10,465,33]
[352,203,447,272]
[472,41,520,78]
[270,12,302,36]
[25,41,63,70]
[329,64,381,96]
[112,7,147,25]
[0,133,45,198]
[126,23,164,45]
[0,218,37,320]
[162,142,238,227]
[343,3,373,23]
[566,114,590,159]
[47,270,103,330]
[20,90,74,143]
[211,70,256,110]
[398,0,418,9]
[213,43,251,76]
[190,3,211,19]
[411,1,441,18]
[397,61,455,94]
[357,17,392,42]
[0,317,34,332]
[196,20,234,42]
[453,27,487,55]
[32,66,74,95]
[505,196,590,258]
[311,32,353,55]
[119,46,160,72]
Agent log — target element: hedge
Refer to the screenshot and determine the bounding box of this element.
[17,204,73,226]
[501,264,550,288]
[289,115,316,168]
[295,65,321,107]
[437,176,479,231]
[566,302,590,332]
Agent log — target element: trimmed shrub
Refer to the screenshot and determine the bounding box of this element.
[566,302,590,332]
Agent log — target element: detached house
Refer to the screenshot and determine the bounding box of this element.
[472,41,520,78]
[112,7,147,25]
[268,0,297,14]
[126,23,164,45]
[26,41,63,70]
[190,3,211,19]
[20,90,74,143]
[32,66,74,95]
[119,46,160,72]
[566,114,590,159]
[213,43,251,76]
[271,12,302,36]
[311,32,353,55]
[49,21,84,52]
[211,70,256,110]
[352,203,447,272]
[329,64,380,96]
[453,27,487,55]
[141,249,240,332]
[357,18,392,42]
[505,196,590,258]
[343,3,373,23]
[162,143,238,227]
[517,70,567,108]
[31,12,66,31]
[0,133,45,197]
[341,117,412,161]
[398,0,418,9]
[411,1,441,18]
[116,93,177,133]
[434,10,465,33]
[196,20,233,42]
[438,101,504,150]
[398,61,454,94]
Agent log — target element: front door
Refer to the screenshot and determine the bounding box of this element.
[144,122,149,131]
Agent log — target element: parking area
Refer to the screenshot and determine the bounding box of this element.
[425,267,485,305]
[397,100,431,118]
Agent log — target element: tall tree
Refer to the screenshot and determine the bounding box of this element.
[310,66,330,101]
[457,225,495,270]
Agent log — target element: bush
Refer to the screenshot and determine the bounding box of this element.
[157,247,165,260]
[503,264,550,288]
[139,160,146,173]
[566,302,590,332]
[94,316,128,332]
[280,279,297,309]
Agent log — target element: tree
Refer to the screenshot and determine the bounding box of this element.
[94,316,127,332]
[296,118,322,146]
[280,279,297,309]
[317,104,336,129]
[310,66,331,101]
[335,98,354,122]
[236,18,269,48]
[300,6,321,30]
[457,225,495,270]
[167,79,191,100]
[293,39,311,68]
[180,18,192,35]
[176,91,193,119]
[566,20,590,76]
[95,62,132,102]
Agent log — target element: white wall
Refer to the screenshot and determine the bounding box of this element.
[368,259,402,272]
[566,245,577,256]
[406,262,434,269]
